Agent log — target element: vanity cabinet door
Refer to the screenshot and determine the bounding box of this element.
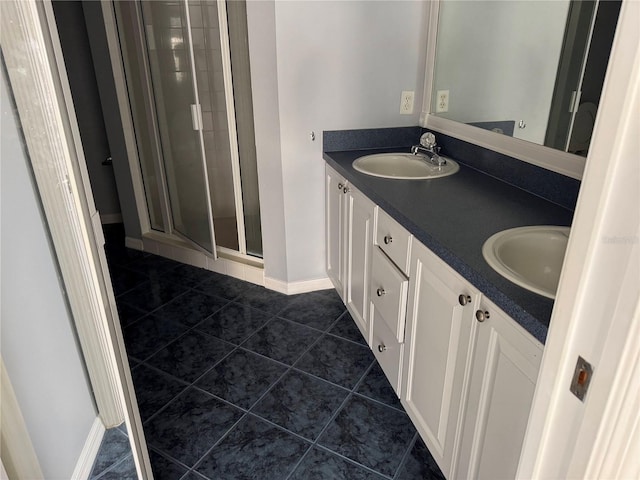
[326,165,347,299]
[401,240,479,479]
[456,299,543,480]
[344,186,375,341]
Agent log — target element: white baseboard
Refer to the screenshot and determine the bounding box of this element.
[208,256,265,286]
[124,236,144,251]
[71,418,105,480]
[138,233,266,287]
[133,232,333,295]
[264,276,333,295]
[100,213,123,225]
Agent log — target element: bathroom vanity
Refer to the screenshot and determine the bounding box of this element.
[323,129,575,479]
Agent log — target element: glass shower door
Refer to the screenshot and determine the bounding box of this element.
[140,0,216,254]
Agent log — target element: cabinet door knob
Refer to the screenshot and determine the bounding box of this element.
[378,344,387,353]
[475,310,490,322]
[458,294,471,306]
[383,235,393,244]
[338,183,343,190]
[376,288,386,297]
[343,186,349,194]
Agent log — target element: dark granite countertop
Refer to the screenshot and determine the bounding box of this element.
[323,146,574,344]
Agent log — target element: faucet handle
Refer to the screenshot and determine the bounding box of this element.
[420,132,437,149]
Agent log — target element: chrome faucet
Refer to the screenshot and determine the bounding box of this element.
[411,132,446,167]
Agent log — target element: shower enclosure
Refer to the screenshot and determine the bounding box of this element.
[113,0,262,261]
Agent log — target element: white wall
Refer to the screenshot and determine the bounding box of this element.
[249,0,428,284]
[433,0,570,144]
[247,0,288,281]
[1,67,97,478]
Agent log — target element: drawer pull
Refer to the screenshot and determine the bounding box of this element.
[458,294,471,306]
[475,310,490,322]
[383,235,393,244]
[378,344,387,353]
[376,288,386,297]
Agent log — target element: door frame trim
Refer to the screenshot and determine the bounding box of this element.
[0,359,44,479]
[218,0,248,255]
[518,0,640,477]
[1,0,153,477]
[1,0,122,428]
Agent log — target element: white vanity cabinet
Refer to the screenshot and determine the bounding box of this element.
[325,162,543,480]
[455,298,543,480]
[326,165,375,341]
[400,240,479,478]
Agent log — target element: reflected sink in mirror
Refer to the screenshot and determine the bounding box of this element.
[482,226,570,299]
[353,153,459,180]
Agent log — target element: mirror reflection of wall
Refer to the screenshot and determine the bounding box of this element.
[431,0,621,157]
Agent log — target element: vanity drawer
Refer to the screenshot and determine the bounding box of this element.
[371,305,403,395]
[370,247,408,342]
[376,208,412,275]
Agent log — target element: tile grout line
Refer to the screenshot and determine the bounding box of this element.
[348,359,410,414]
[135,307,313,430]
[130,311,398,478]
[188,315,334,477]
[313,444,395,480]
[140,327,292,470]
[139,341,243,429]
[87,428,133,478]
[283,355,380,480]
[147,446,193,476]
[392,432,420,480]
[137,285,232,327]
[128,297,237,365]
[111,255,408,479]
[177,304,396,478]
[119,271,245,332]
[91,453,133,480]
[149,290,305,475]
[131,297,255,429]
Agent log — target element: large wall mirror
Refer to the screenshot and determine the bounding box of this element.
[422,0,621,179]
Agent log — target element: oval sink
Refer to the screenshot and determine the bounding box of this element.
[353,153,459,180]
[482,226,570,299]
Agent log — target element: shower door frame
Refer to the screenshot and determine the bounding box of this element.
[112,0,257,262]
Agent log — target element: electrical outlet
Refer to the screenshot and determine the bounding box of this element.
[400,91,415,114]
[436,90,449,113]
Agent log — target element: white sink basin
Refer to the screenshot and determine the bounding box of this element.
[482,226,570,299]
[352,153,459,180]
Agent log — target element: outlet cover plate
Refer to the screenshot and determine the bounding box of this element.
[400,91,415,114]
[436,89,449,113]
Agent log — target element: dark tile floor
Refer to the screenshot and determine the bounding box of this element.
[89,225,445,480]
